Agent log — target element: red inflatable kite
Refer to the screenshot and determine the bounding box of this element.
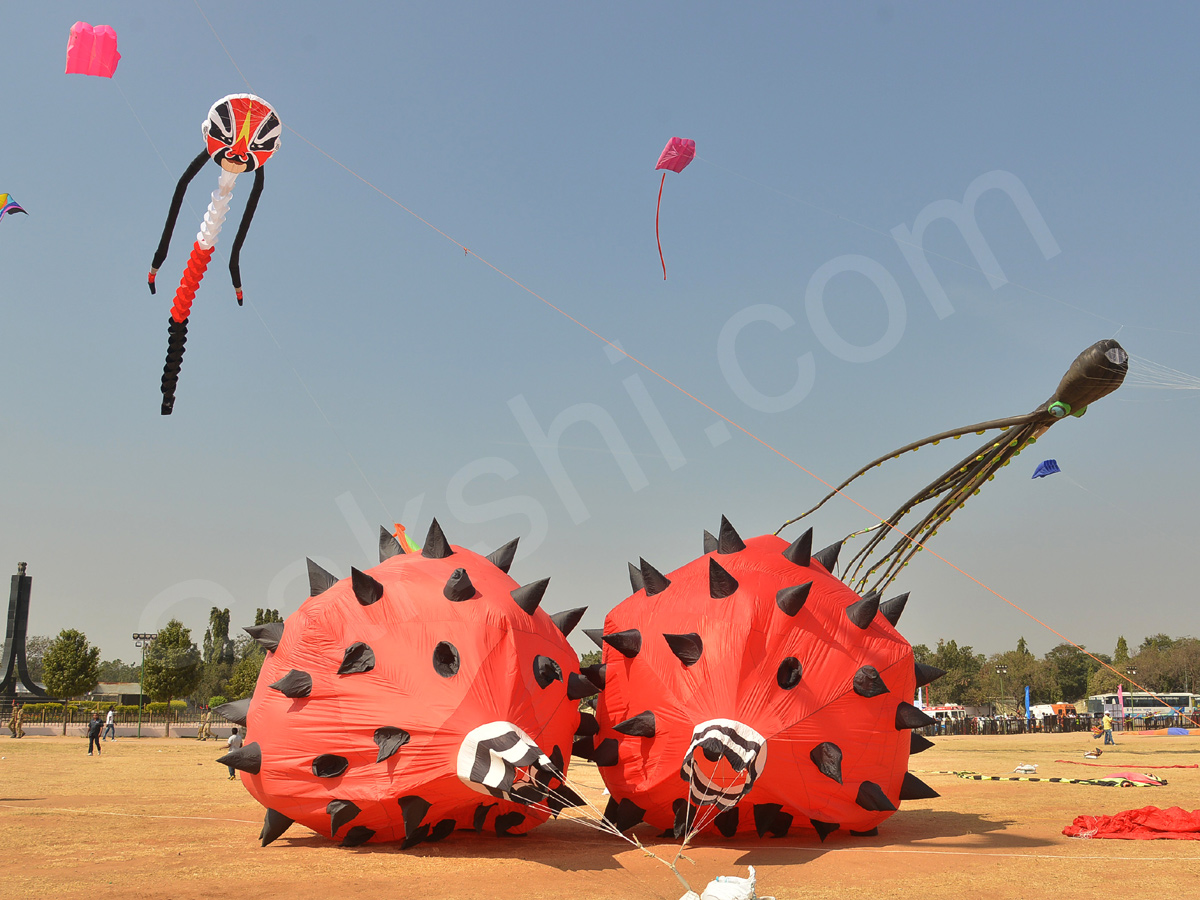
[654,137,695,280]
[217,521,592,847]
[578,516,942,840]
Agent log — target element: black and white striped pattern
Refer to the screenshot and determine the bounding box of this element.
[679,719,767,809]
[457,722,556,806]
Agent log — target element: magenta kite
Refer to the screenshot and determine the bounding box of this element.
[654,137,695,280]
[65,22,121,78]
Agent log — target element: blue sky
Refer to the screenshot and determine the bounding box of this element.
[2,3,1197,667]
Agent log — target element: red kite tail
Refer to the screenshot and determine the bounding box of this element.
[655,172,667,280]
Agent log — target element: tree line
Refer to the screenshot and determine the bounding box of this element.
[914,633,1200,709]
[32,619,1199,715]
[29,607,284,726]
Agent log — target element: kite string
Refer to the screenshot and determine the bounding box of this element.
[188,4,1192,716]
[656,172,667,280]
[691,155,1200,338]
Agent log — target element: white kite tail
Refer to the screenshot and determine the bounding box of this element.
[197,170,238,250]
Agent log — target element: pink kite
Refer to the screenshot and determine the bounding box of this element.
[654,137,695,280]
[65,22,121,78]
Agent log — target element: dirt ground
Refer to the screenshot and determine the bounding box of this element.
[2,732,1198,900]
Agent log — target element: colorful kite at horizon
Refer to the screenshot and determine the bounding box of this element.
[149,93,281,415]
[0,194,26,222]
[1031,459,1061,479]
[65,22,121,78]
[654,137,695,280]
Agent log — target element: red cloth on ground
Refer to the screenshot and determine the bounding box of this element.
[1063,806,1200,840]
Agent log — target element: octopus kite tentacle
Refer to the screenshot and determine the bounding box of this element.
[148,149,209,295]
[777,339,1130,595]
[228,167,265,306]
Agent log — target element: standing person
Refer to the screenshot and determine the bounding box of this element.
[87,713,103,756]
[196,708,212,741]
[12,703,24,739]
[225,726,243,780]
[102,707,116,741]
[1102,711,1115,745]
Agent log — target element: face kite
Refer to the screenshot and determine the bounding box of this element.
[203,94,282,173]
[149,93,281,414]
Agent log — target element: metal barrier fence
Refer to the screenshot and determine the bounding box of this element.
[921,713,1197,737]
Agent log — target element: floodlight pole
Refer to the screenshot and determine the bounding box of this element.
[995,665,1008,714]
[133,633,157,738]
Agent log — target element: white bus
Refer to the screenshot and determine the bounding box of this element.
[1086,692,1198,716]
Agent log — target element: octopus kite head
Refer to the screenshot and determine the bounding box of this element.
[203,93,282,173]
[1043,338,1129,420]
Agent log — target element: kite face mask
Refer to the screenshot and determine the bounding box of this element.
[679,719,767,810]
[203,93,282,173]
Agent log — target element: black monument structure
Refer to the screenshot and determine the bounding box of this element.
[1,563,50,710]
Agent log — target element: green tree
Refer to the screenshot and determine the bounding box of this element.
[98,658,141,682]
[925,639,986,705]
[203,607,235,666]
[142,619,201,736]
[1043,643,1102,702]
[42,629,101,734]
[25,635,52,683]
[226,647,265,700]
[1016,637,1030,657]
[1114,636,1130,665]
[255,608,283,626]
[579,650,601,668]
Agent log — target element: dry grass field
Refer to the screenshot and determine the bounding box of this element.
[2,731,1198,900]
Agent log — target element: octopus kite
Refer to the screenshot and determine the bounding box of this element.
[777,338,1130,594]
[149,93,281,415]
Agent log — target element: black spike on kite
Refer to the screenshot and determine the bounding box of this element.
[809,742,843,784]
[583,627,604,649]
[486,537,519,574]
[879,591,909,627]
[627,561,644,593]
[782,528,813,567]
[613,710,656,738]
[895,702,937,730]
[373,726,410,763]
[307,558,338,597]
[812,541,842,573]
[260,808,294,847]
[511,578,550,615]
[852,665,889,698]
[245,622,284,653]
[914,662,947,687]
[217,741,261,775]
[775,582,812,616]
[855,781,896,812]
[708,557,739,599]
[899,772,940,800]
[663,632,703,667]
[717,515,747,553]
[639,558,671,596]
[378,526,404,562]
[337,642,375,675]
[350,567,384,607]
[327,799,361,836]
[703,530,718,554]
[845,590,880,629]
[549,607,587,637]
[421,519,452,559]
[443,568,476,602]
[602,629,642,658]
[269,669,312,698]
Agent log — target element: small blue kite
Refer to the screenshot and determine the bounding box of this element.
[1031,459,1061,479]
